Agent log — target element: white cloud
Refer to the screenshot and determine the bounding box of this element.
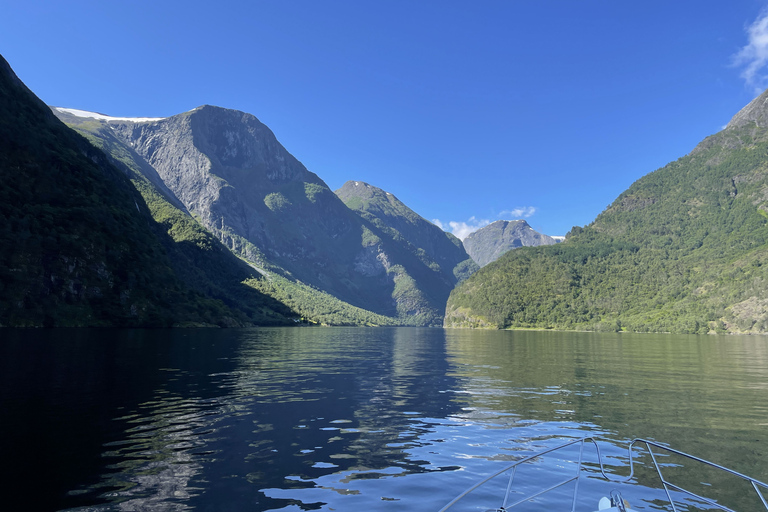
[500,206,537,219]
[449,218,491,240]
[433,216,490,240]
[733,9,768,94]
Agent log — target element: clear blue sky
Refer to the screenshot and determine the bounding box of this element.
[3,1,768,237]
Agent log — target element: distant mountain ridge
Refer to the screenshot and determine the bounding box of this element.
[462,219,557,267]
[445,88,768,334]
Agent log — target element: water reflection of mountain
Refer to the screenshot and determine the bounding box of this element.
[207,327,463,509]
[0,329,246,510]
[2,328,465,511]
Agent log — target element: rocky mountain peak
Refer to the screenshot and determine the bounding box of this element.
[726,88,768,130]
[463,219,556,267]
[184,105,309,182]
[336,180,402,206]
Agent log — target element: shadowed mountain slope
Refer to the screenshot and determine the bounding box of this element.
[335,180,478,283]
[0,55,293,327]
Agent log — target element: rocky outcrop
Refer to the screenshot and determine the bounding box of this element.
[726,88,768,130]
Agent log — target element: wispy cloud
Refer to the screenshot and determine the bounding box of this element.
[733,9,768,94]
[500,206,536,218]
[449,218,491,240]
[433,217,490,240]
[433,206,537,240]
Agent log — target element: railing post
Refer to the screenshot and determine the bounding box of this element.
[571,438,585,512]
[501,465,518,510]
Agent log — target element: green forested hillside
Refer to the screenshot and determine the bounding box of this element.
[0,55,294,327]
[445,100,768,334]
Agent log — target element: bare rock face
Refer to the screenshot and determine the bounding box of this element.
[104,106,385,305]
[107,106,332,252]
[354,245,391,277]
[463,220,557,267]
[726,89,768,130]
[110,113,218,217]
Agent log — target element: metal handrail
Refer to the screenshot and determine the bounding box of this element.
[438,437,608,512]
[438,436,768,512]
[627,439,768,512]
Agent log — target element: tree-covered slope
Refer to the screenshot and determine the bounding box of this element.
[0,54,293,327]
[445,90,768,334]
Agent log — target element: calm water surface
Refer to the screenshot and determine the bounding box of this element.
[1,328,766,511]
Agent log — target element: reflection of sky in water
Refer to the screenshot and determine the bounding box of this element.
[2,328,767,511]
[261,419,608,511]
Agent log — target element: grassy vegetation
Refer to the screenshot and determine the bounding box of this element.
[446,124,768,334]
[244,274,400,326]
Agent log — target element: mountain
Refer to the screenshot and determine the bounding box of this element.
[0,55,293,327]
[335,180,478,313]
[462,219,557,267]
[445,89,768,334]
[335,181,478,281]
[55,107,457,325]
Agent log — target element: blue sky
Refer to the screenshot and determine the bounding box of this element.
[4,1,768,237]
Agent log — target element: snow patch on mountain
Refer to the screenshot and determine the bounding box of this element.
[53,107,165,123]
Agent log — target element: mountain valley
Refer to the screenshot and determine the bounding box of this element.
[52,104,480,326]
[4,49,768,334]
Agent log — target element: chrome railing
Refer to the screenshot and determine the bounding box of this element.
[629,438,768,512]
[438,436,768,512]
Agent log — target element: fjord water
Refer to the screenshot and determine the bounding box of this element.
[1,329,766,511]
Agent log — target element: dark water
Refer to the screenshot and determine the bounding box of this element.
[1,328,766,511]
